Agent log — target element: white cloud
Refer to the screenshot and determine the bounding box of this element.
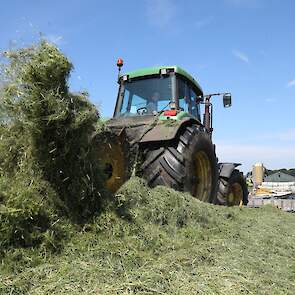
[257,129,295,142]
[215,127,295,172]
[145,0,176,28]
[232,50,249,63]
[287,79,295,87]
[277,129,295,141]
[216,142,295,172]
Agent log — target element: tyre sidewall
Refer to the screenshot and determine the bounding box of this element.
[182,128,218,203]
[227,170,249,205]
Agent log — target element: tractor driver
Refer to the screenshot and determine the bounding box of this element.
[147,92,159,114]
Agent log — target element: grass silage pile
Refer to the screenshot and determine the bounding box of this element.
[0,42,295,295]
[1,178,294,294]
[0,41,104,253]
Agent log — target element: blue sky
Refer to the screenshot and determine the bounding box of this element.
[1,0,295,172]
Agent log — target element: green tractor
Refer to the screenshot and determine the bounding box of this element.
[97,59,248,206]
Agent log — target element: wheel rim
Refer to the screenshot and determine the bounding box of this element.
[193,151,212,202]
[228,182,243,205]
[99,139,126,193]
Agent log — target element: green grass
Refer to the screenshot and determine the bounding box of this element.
[1,177,294,295]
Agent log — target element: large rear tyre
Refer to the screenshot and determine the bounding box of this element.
[217,169,248,206]
[140,125,218,203]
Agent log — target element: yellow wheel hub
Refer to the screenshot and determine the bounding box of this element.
[194,151,212,201]
[227,182,243,206]
[99,138,126,193]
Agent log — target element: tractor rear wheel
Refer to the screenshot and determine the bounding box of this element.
[140,125,218,202]
[217,169,248,206]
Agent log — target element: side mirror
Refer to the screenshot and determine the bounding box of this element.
[223,93,232,108]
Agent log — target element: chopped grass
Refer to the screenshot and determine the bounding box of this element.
[0,41,104,253]
[1,178,294,294]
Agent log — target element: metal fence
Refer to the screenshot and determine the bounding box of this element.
[247,196,295,212]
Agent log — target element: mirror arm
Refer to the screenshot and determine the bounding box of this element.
[200,92,231,136]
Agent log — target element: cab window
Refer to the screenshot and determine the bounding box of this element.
[189,87,200,120]
[178,79,190,112]
[117,76,172,117]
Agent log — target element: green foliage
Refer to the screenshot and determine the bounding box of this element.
[0,41,104,252]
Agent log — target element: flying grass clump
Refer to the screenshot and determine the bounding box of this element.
[0,41,104,252]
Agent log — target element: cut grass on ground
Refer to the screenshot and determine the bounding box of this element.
[1,177,294,295]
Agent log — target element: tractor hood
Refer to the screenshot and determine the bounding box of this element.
[105,115,159,146]
[106,115,156,130]
[105,115,199,144]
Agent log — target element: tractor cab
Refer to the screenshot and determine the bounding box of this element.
[113,66,204,121]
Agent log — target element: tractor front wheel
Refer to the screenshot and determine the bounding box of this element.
[97,134,128,193]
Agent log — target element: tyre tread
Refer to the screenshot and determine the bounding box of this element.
[140,124,218,203]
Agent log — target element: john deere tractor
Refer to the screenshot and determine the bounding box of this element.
[97,60,248,206]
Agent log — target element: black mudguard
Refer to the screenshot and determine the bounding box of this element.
[218,162,242,179]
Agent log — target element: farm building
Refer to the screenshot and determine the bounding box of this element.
[264,171,295,182]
